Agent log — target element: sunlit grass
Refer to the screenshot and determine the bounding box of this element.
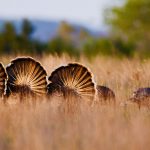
[1,54,150,150]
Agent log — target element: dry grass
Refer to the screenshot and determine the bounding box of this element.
[1,55,150,150]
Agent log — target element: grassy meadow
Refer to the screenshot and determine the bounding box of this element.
[1,54,150,150]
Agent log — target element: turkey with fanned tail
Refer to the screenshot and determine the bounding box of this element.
[129,87,150,109]
[0,63,7,97]
[6,57,47,99]
[47,63,96,101]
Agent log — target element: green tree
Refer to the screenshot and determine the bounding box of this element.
[57,21,75,41]
[79,28,90,41]
[21,19,34,39]
[0,22,17,54]
[20,19,34,53]
[83,38,114,58]
[47,37,78,57]
[106,0,150,56]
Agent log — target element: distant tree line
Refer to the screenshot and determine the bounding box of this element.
[0,0,150,59]
[85,0,150,59]
[0,19,136,58]
[0,19,87,56]
[105,0,150,58]
[0,19,46,55]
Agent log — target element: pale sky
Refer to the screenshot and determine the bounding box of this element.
[0,0,120,29]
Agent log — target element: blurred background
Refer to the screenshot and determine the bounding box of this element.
[0,0,149,58]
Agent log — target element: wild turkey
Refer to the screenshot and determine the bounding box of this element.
[6,57,47,100]
[0,63,7,97]
[129,87,150,109]
[47,63,96,101]
[96,85,115,104]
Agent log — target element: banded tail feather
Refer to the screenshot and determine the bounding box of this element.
[6,57,47,98]
[96,85,115,104]
[48,63,96,100]
[0,63,7,97]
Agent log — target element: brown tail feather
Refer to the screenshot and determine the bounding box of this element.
[48,63,95,100]
[0,63,7,97]
[6,57,47,97]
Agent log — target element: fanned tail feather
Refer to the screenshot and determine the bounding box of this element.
[6,57,47,97]
[0,63,7,97]
[48,63,96,100]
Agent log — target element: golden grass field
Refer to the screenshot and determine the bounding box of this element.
[1,54,150,150]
